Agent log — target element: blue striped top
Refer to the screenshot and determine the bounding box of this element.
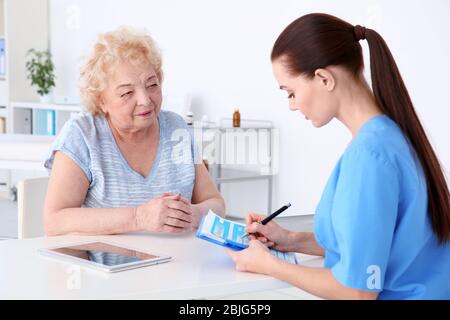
[44,110,199,208]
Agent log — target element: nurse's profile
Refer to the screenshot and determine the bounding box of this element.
[227,13,450,299]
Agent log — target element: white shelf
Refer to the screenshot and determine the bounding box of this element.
[214,168,273,182]
[10,101,81,113]
[200,120,274,213]
[220,118,273,129]
[10,102,81,136]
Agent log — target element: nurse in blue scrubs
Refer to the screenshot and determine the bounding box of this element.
[227,13,450,299]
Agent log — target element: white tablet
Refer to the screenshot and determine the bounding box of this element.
[38,241,172,273]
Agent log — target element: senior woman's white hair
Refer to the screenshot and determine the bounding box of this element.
[79,26,163,115]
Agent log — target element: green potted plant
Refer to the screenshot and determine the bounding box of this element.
[25,49,56,103]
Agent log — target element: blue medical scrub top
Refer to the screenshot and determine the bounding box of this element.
[314,115,450,299]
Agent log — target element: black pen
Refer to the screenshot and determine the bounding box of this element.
[240,203,291,239]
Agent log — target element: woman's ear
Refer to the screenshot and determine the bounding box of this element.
[314,68,336,91]
[97,95,108,115]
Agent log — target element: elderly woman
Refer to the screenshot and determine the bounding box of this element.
[43,27,225,236]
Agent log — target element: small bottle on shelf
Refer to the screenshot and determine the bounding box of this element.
[233,109,240,127]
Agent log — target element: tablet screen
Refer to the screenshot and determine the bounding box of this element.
[50,242,159,267]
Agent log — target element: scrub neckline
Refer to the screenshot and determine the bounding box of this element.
[347,114,389,148]
[358,114,389,133]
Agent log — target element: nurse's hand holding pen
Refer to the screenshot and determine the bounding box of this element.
[244,213,295,251]
[226,211,325,275]
[226,212,295,275]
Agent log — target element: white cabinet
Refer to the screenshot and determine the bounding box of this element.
[0,0,49,198]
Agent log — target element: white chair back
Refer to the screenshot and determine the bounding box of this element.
[17,177,49,239]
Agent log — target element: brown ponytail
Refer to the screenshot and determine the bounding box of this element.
[271,13,450,244]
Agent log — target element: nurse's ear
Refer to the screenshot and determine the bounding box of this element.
[314,68,336,92]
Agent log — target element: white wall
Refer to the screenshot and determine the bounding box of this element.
[7,0,48,102]
[0,0,4,36]
[49,0,450,217]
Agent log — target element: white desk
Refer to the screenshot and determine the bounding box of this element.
[0,232,324,299]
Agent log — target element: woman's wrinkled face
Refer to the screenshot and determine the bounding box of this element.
[272,59,337,128]
[100,60,162,132]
